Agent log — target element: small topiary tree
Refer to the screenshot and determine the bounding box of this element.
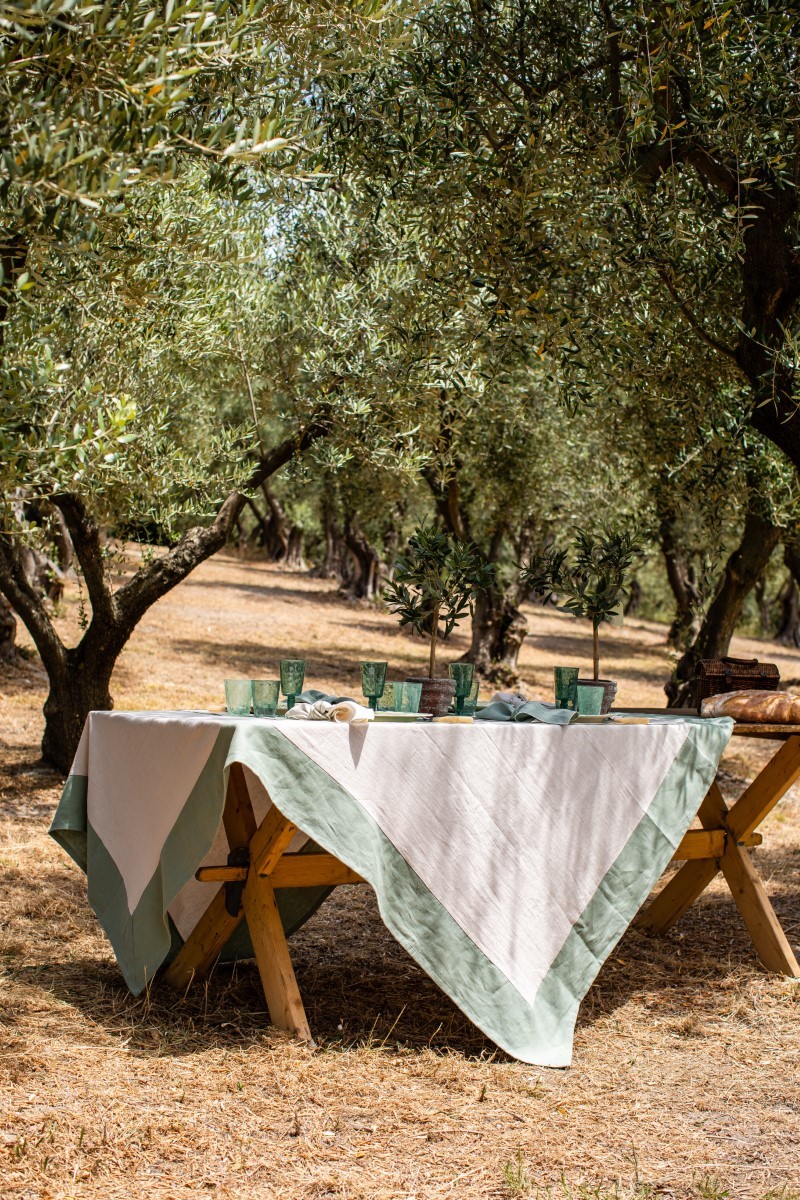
[384,523,495,678]
[520,528,643,680]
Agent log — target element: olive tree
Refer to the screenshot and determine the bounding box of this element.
[317,0,800,685]
[0,1,415,768]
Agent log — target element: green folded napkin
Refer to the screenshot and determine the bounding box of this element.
[475,701,577,724]
[296,690,356,705]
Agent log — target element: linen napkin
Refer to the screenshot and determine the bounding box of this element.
[285,698,374,723]
[475,700,577,725]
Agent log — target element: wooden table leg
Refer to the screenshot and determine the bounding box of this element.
[718,834,800,975]
[727,736,800,841]
[638,752,800,977]
[165,763,315,1040]
[636,783,726,935]
[222,761,258,847]
[636,859,719,935]
[719,737,800,974]
[163,887,245,989]
[243,871,314,1042]
[164,763,255,988]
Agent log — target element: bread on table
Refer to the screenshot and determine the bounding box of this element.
[700,689,800,723]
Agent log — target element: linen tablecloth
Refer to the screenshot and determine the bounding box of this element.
[50,711,732,1066]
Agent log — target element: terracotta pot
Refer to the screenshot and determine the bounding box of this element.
[406,676,456,717]
[577,678,618,714]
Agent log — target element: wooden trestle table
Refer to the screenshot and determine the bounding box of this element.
[164,719,800,1048]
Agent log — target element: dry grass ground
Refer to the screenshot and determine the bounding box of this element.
[1,551,799,1200]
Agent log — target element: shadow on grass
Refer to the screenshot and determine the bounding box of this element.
[165,631,669,693]
[183,575,353,609]
[0,657,48,700]
[10,852,800,1064]
[167,638,383,686]
[524,627,669,665]
[0,751,64,818]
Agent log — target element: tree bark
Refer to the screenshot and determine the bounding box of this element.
[464,587,528,686]
[423,472,471,542]
[285,526,306,570]
[735,190,800,475]
[754,575,773,638]
[0,422,329,770]
[260,483,291,559]
[423,465,528,681]
[622,73,800,475]
[308,499,348,580]
[658,511,701,647]
[244,496,274,553]
[776,539,800,647]
[623,577,641,617]
[665,508,782,707]
[775,577,800,648]
[0,592,17,663]
[342,519,380,600]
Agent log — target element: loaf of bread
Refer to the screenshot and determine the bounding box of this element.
[700,689,800,723]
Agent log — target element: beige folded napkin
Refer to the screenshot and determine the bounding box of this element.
[285,699,374,724]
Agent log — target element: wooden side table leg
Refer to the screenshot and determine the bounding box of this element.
[243,872,313,1042]
[719,838,800,976]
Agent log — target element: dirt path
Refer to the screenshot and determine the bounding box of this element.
[2,554,799,1199]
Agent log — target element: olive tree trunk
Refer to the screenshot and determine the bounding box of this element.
[658,512,701,647]
[424,463,529,682]
[310,500,347,580]
[0,593,17,663]
[665,507,781,707]
[775,539,800,647]
[775,577,800,648]
[462,583,528,686]
[342,519,381,600]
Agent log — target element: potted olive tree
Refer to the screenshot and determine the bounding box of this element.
[520,528,642,711]
[384,523,495,716]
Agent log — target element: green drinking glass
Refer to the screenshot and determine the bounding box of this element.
[392,681,423,713]
[360,661,387,711]
[554,666,580,710]
[575,683,604,715]
[449,662,475,716]
[279,659,306,711]
[462,677,480,716]
[252,679,280,717]
[224,678,253,716]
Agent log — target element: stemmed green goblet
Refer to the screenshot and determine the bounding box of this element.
[279,659,306,711]
[554,666,580,710]
[462,677,480,716]
[360,661,387,711]
[448,662,475,716]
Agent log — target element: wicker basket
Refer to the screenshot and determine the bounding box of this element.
[695,656,780,705]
